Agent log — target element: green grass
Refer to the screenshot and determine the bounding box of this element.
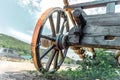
[64,57,75,64]
[58,49,120,80]
[0,34,31,56]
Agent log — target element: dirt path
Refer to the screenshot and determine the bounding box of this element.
[0,60,78,80]
[0,61,36,74]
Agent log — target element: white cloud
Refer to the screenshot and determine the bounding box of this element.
[27,30,33,35]
[39,0,95,12]
[0,26,32,43]
[0,26,11,35]
[17,0,96,19]
[9,28,32,44]
[18,0,30,8]
[18,0,41,19]
[21,0,30,6]
[31,0,40,8]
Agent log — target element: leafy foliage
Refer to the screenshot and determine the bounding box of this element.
[58,49,120,80]
[64,57,75,64]
[0,34,31,56]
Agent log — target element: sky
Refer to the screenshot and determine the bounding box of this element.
[0,0,120,43]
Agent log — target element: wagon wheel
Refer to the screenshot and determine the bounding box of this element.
[31,7,69,73]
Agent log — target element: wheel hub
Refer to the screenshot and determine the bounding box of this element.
[56,34,68,50]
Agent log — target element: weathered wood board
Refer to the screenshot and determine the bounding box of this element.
[64,0,120,9]
[85,13,120,26]
[80,13,120,49]
[81,36,120,49]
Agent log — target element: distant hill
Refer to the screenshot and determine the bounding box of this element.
[0,34,75,62]
[0,34,31,56]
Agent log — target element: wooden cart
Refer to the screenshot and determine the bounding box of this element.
[31,0,120,73]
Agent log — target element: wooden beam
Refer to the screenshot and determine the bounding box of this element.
[85,13,120,26]
[64,0,120,9]
[78,13,120,49]
[83,13,120,36]
[83,25,120,36]
[80,36,120,49]
[63,0,76,26]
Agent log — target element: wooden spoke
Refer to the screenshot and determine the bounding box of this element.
[60,20,67,34]
[65,21,69,32]
[46,50,56,71]
[40,45,55,59]
[41,35,56,41]
[49,15,56,37]
[58,49,68,67]
[56,12,61,34]
[60,50,64,58]
[54,50,59,69]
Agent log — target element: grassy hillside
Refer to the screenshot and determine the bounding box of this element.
[0,34,31,55]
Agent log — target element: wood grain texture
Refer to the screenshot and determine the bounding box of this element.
[64,0,120,9]
[85,13,120,26]
[80,13,120,48]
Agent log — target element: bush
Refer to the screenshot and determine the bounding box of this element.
[58,49,120,80]
[64,57,75,64]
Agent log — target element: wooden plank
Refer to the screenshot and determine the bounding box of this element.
[85,13,120,26]
[106,2,115,13]
[86,12,120,18]
[78,13,120,49]
[64,0,120,9]
[80,36,120,49]
[83,25,120,36]
[84,13,120,35]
